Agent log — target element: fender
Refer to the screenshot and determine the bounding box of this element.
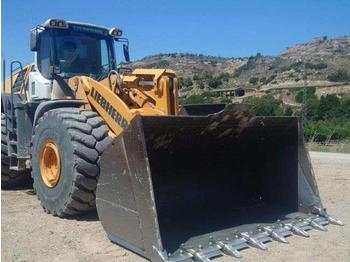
[33,99,88,128]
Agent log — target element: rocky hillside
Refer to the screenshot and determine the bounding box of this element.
[131,36,350,96]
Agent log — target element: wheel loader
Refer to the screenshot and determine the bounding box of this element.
[1,19,343,262]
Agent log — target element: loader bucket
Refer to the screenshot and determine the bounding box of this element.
[96,104,342,262]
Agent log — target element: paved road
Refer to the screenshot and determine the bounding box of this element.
[310,151,350,160]
[2,152,350,262]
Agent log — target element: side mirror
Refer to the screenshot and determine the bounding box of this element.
[30,29,40,51]
[123,44,130,62]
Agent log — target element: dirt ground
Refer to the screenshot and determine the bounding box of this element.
[1,152,350,262]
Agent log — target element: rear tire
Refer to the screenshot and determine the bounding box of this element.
[31,108,111,216]
[1,113,29,188]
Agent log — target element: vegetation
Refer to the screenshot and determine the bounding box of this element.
[220,97,232,104]
[208,78,222,89]
[295,86,317,103]
[305,62,328,70]
[247,94,350,141]
[233,53,263,77]
[181,92,214,105]
[143,52,234,60]
[281,61,303,72]
[182,72,233,90]
[181,89,350,143]
[148,60,170,68]
[244,95,286,116]
[300,95,350,141]
[217,72,230,82]
[179,77,193,88]
[264,74,276,84]
[249,77,259,85]
[327,70,350,82]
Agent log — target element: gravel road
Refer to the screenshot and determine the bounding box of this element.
[2,152,350,262]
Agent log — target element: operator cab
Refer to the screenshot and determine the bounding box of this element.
[29,19,129,100]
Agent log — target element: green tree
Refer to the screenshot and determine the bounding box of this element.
[305,96,320,120]
[244,95,283,116]
[327,70,350,82]
[180,77,193,87]
[208,78,222,89]
[285,106,293,116]
[196,79,205,89]
[295,86,317,103]
[316,94,341,120]
[183,92,214,105]
[193,74,200,81]
[249,77,259,85]
[218,72,230,82]
[340,96,350,119]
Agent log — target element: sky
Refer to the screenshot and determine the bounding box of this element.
[1,0,350,65]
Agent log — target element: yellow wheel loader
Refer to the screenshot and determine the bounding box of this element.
[1,19,343,261]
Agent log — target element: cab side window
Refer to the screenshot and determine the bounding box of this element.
[37,31,51,79]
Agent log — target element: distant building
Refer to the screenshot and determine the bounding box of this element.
[209,87,245,97]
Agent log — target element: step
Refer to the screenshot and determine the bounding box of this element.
[9,140,18,145]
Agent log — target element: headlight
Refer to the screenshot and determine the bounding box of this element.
[109,28,123,37]
[44,19,69,29]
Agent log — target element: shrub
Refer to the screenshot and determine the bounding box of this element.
[180,77,193,87]
[244,95,283,116]
[265,75,276,84]
[295,87,316,103]
[316,94,341,120]
[303,120,350,142]
[182,92,214,105]
[327,70,350,82]
[208,78,222,89]
[218,72,230,82]
[281,61,303,72]
[193,74,200,81]
[249,77,259,85]
[305,62,328,70]
[195,79,205,89]
[221,97,232,104]
[285,106,293,116]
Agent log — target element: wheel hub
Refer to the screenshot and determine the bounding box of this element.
[39,140,61,188]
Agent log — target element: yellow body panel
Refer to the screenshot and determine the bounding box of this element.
[76,69,179,136]
[2,65,179,137]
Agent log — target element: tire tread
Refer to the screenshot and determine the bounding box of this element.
[32,108,111,217]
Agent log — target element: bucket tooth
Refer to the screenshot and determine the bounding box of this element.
[264,227,289,243]
[215,241,242,258]
[185,249,211,262]
[312,206,344,226]
[193,254,211,262]
[284,223,309,238]
[303,217,328,232]
[240,233,267,250]
[308,219,328,232]
[326,215,345,226]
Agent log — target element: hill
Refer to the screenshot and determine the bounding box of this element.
[130,36,350,96]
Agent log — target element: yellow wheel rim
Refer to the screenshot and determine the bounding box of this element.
[39,140,61,188]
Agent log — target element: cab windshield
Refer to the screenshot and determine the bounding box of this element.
[53,27,115,79]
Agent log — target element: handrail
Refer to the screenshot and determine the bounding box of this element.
[10,61,23,134]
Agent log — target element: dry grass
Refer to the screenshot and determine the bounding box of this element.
[307,140,350,153]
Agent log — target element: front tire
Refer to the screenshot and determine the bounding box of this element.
[31,108,111,216]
